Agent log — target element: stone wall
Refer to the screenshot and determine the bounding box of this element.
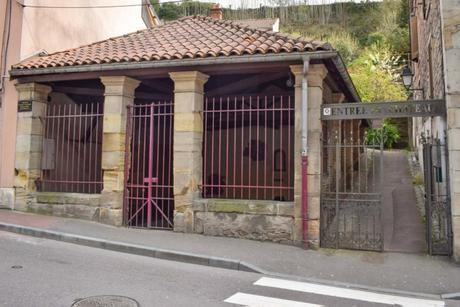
[26,192,121,225]
[191,199,295,244]
[412,0,445,153]
[442,0,460,261]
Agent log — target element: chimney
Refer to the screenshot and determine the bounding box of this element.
[210,3,223,20]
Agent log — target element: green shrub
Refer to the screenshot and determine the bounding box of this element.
[365,121,401,149]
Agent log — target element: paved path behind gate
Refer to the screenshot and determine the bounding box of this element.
[381,151,427,253]
[0,209,459,297]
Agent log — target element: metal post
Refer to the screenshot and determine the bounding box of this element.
[147,103,154,228]
[301,57,310,249]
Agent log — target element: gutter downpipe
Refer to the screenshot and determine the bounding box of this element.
[301,57,310,249]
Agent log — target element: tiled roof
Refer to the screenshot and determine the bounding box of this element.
[234,18,278,31]
[13,15,331,70]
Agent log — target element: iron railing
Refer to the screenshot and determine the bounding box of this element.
[202,94,294,201]
[320,120,384,251]
[40,102,103,193]
[422,136,452,255]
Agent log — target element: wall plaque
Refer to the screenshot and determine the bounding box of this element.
[18,100,33,112]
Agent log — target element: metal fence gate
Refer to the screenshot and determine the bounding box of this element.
[123,101,174,229]
[422,136,453,255]
[320,120,384,251]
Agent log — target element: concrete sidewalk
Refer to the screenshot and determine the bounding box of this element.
[0,209,459,297]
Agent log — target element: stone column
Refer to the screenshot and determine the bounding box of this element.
[14,83,52,211]
[443,2,460,261]
[100,76,140,226]
[169,71,209,232]
[290,64,328,248]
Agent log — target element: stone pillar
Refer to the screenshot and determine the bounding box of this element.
[14,83,52,211]
[443,2,460,261]
[290,64,328,248]
[100,76,140,226]
[169,71,209,232]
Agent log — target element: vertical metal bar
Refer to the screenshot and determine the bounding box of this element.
[279,95,283,199]
[379,124,384,251]
[83,103,88,193]
[123,106,132,226]
[218,97,223,198]
[233,97,237,199]
[88,103,93,193]
[59,105,65,192]
[168,100,174,228]
[248,96,252,199]
[203,98,208,198]
[350,121,354,193]
[94,103,100,193]
[335,123,341,249]
[240,96,244,199]
[155,102,161,227]
[226,97,230,199]
[71,104,77,193]
[65,104,71,192]
[256,95,260,200]
[162,102,167,228]
[288,95,292,201]
[147,104,154,228]
[343,121,347,193]
[211,98,216,198]
[272,95,275,200]
[48,103,53,190]
[77,104,82,193]
[264,96,268,200]
[141,105,147,227]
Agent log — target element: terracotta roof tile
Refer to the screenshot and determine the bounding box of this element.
[13,15,331,70]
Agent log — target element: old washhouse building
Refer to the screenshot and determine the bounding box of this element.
[8,14,362,247]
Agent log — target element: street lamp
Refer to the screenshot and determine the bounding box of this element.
[400,65,424,95]
[401,66,413,89]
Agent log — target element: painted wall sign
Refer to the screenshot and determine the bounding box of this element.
[321,99,446,120]
[17,100,33,112]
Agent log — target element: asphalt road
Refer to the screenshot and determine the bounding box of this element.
[0,231,449,307]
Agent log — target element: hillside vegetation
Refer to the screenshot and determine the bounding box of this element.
[151,0,409,103]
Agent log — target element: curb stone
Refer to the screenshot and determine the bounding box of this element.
[0,221,447,301]
[0,222,259,273]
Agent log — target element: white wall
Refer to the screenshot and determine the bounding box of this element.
[20,0,148,59]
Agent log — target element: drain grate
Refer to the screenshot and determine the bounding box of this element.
[72,295,139,307]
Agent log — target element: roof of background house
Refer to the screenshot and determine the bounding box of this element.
[233,18,279,31]
[12,15,331,70]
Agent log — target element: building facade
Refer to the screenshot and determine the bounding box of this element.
[0,0,159,207]
[6,13,360,247]
[409,0,460,260]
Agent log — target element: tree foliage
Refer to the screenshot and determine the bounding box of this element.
[365,121,401,149]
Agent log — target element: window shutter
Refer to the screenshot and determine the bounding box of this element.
[410,15,419,61]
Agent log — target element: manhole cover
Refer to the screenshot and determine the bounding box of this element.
[71,295,139,307]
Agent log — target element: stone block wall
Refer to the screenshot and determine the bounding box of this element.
[191,199,295,244]
[442,0,460,261]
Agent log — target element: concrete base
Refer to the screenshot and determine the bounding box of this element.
[14,192,122,226]
[0,188,15,209]
[180,198,296,244]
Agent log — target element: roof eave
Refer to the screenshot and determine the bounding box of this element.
[10,51,360,102]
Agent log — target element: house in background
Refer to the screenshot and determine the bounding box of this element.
[0,0,160,207]
[409,0,460,260]
[233,18,280,32]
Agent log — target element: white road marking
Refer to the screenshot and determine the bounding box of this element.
[254,277,445,307]
[224,292,323,307]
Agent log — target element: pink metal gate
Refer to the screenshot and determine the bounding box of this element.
[123,101,174,229]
